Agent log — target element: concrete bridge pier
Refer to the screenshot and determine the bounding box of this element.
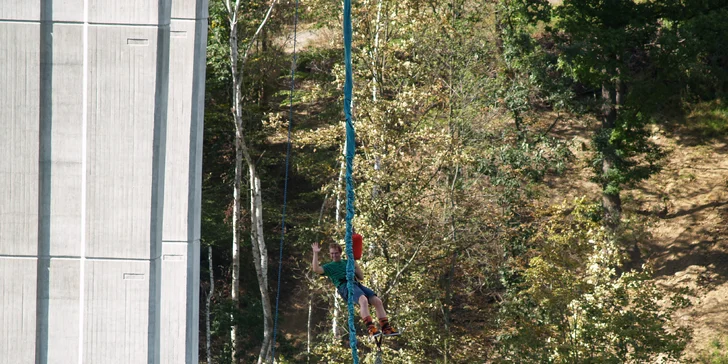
[0,1,208,362]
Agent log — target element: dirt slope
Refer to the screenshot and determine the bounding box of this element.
[550,115,728,360]
[633,129,728,360]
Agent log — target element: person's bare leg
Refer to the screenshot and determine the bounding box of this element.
[369,296,387,319]
[358,295,371,318]
[369,296,398,335]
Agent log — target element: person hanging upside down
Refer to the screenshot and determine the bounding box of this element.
[311,240,400,338]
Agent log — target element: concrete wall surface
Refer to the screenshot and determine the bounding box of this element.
[0,1,208,363]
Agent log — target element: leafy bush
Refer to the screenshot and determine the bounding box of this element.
[497,198,691,363]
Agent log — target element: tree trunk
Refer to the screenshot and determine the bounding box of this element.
[333,291,341,341]
[230,9,242,360]
[225,1,278,362]
[601,81,622,227]
[371,0,383,102]
[495,4,504,55]
[443,45,458,361]
[307,291,313,361]
[442,167,459,363]
[206,245,214,364]
[250,172,273,364]
[231,105,244,364]
[369,0,386,256]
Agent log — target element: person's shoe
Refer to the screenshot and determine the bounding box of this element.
[379,318,401,337]
[381,323,400,336]
[363,316,381,338]
[367,323,382,338]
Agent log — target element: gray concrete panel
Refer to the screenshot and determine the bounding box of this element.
[164,19,196,242]
[85,26,163,259]
[149,256,163,363]
[83,259,152,363]
[182,20,206,363]
[47,162,83,255]
[159,240,201,364]
[171,0,209,20]
[52,0,86,23]
[45,259,81,363]
[3,1,205,361]
[0,258,37,364]
[0,1,39,21]
[187,17,207,245]
[0,22,40,256]
[49,24,85,257]
[0,0,85,22]
[160,243,188,363]
[185,239,200,363]
[161,16,206,363]
[88,0,171,25]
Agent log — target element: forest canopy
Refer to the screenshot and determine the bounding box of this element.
[200,0,728,362]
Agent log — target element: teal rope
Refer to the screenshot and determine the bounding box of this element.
[343,0,359,362]
[270,0,299,360]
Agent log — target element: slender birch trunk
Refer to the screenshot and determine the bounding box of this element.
[371,0,383,102]
[307,191,329,357]
[228,2,243,359]
[206,245,214,364]
[368,0,387,259]
[307,285,313,361]
[370,0,383,201]
[250,173,274,364]
[224,1,278,362]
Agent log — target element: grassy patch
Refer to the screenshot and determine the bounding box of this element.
[686,100,728,138]
[697,336,728,364]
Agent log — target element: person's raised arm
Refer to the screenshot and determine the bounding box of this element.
[311,242,324,274]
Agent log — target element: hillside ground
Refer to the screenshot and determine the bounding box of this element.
[548,103,728,362]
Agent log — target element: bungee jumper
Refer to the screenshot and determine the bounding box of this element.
[311,233,400,339]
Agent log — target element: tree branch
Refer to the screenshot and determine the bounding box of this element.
[242,0,279,66]
[540,113,563,139]
[382,244,422,299]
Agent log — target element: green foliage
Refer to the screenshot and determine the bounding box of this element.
[201,1,326,362]
[299,1,518,362]
[665,4,728,99]
[477,137,572,207]
[698,336,728,364]
[496,0,576,121]
[497,198,690,363]
[310,339,355,363]
[552,1,658,86]
[550,1,668,205]
[685,100,728,138]
[545,0,727,208]
[589,111,665,195]
[297,1,580,361]
[199,0,725,361]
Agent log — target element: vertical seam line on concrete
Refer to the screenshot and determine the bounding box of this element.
[186,13,207,361]
[36,3,53,361]
[79,0,89,362]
